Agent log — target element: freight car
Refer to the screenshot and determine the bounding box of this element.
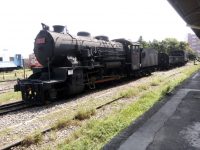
[158,52,170,70]
[158,50,187,70]
[169,50,188,66]
[14,24,186,105]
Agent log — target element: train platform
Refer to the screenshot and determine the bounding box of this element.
[103,70,200,150]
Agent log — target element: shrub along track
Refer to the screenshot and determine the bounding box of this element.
[0,63,199,150]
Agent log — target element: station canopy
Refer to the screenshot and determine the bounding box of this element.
[168,0,200,38]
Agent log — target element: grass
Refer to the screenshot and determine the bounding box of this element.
[51,108,96,131]
[22,131,43,146]
[118,88,138,98]
[0,69,32,104]
[117,80,159,99]
[0,128,12,137]
[52,118,72,130]
[150,82,159,86]
[49,131,57,141]
[74,108,96,120]
[138,84,148,91]
[57,63,200,150]
[0,91,21,104]
[161,85,171,96]
[0,69,32,81]
[57,86,177,149]
[52,118,81,130]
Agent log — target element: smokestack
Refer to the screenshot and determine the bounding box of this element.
[53,25,67,33]
[77,31,91,37]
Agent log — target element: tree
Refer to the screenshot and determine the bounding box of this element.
[137,36,196,56]
[137,36,149,48]
[163,38,179,53]
[149,39,162,52]
[179,41,193,53]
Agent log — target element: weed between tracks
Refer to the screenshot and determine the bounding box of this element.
[74,108,96,120]
[23,131,43,146]
[52,108,96,130]
[56,64,200,150]
[0,91,21,104]
[22,108,96,147]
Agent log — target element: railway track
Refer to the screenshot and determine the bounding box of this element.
[0,88,14,94]
[0,101,29,116]
[0,79,16,94]
[0,96,122,150]
[0,79,17,83]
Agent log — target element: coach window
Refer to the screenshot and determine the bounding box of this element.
[10,57,14,61]
[0,57,2,61]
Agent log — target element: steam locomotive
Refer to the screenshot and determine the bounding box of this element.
[14,23,187,105]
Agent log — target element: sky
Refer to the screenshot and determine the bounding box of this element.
[0,0,194,58]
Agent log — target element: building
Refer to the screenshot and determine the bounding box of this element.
[188,33,200,53]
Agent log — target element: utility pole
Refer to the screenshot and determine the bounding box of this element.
[23,59,25,79]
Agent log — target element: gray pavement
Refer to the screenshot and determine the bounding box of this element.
[104,71,200,150]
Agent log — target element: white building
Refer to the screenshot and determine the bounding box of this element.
[188,33,200,54]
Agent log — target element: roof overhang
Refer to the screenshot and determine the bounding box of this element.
[168,0,200,38]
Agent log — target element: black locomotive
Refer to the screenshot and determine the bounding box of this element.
[14,24,187,105]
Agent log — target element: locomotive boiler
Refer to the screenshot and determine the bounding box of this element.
[34,25,126,69]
